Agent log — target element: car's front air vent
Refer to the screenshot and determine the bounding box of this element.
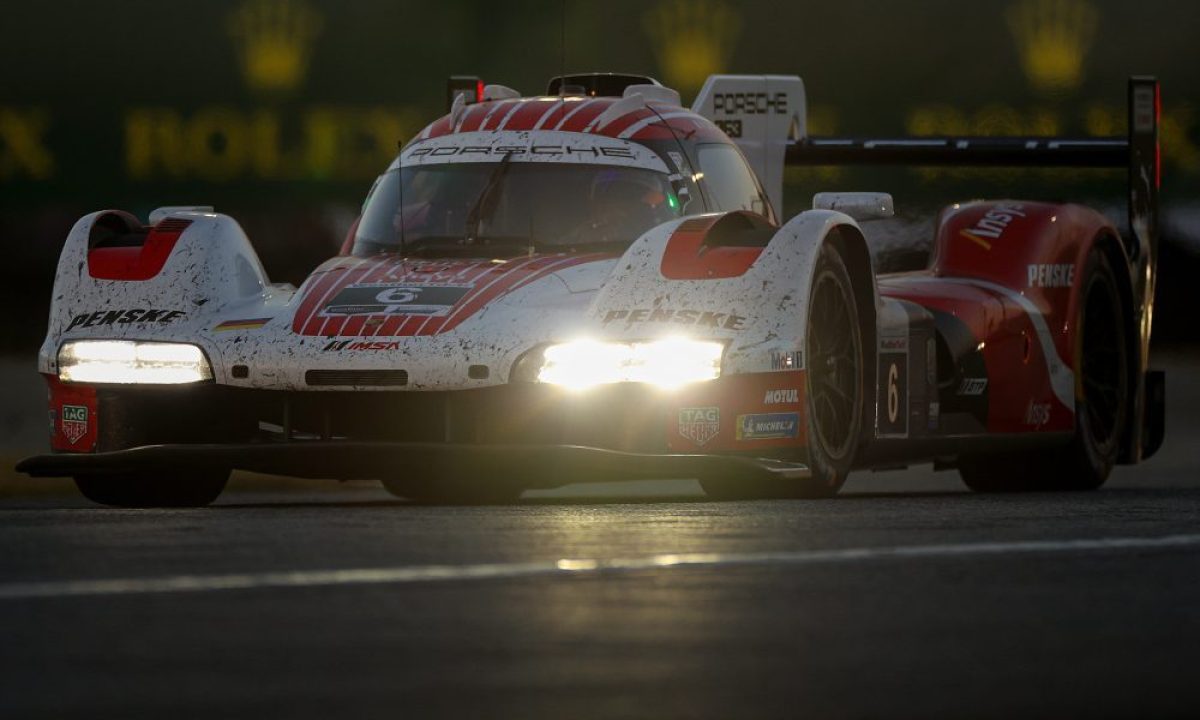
[305,369,409,387]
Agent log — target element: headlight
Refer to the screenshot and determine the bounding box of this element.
[536,337,723,390]
[58,340,213,384]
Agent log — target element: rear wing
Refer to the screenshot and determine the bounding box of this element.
[786,78,1161,438]
[695,76,1158,282]
[786,77,1160,295]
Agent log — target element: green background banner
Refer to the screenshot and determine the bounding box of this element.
[2,0,1197,207]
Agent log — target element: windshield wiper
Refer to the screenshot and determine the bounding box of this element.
[464,152,514,244]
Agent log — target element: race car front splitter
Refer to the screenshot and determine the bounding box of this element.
[17,441,811,489]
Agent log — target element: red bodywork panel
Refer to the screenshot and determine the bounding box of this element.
[660,215,765,280]
[87,218,192,281]
[879,200,1117,434]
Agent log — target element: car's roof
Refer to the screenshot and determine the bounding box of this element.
[414,96,730,144]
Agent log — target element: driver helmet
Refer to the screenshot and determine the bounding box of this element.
[590,170,667,213]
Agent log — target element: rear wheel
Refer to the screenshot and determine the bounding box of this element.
[702,242,863,500]
[74,470,229,508]
[960,248,1128,492]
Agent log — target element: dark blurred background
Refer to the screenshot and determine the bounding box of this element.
[2,0,1197,355]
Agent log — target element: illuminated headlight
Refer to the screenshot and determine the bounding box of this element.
[536,338,723,390]
[58,340,213,384]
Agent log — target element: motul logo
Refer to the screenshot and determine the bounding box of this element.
[763,388,799,404]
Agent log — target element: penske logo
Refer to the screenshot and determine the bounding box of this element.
[959,203,1026,250]
[1027,263,1075,288]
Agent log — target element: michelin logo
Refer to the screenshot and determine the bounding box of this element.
[736,412,800,441]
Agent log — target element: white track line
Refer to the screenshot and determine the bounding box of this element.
[3,534,1198,601]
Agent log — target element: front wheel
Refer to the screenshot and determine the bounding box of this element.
[75,470,229,508]
[701,241,864,500]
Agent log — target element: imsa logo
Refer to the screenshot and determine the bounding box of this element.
[678,406,720,446]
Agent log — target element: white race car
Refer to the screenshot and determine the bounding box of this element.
[19,72,1164,506]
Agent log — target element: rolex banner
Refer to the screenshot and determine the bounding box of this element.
[0,0,1196,206]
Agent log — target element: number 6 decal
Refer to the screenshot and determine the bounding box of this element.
[879,349,908,437]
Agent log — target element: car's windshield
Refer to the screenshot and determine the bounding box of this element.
[352,162,681,257]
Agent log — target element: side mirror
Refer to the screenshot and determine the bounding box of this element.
[812,192,894,221]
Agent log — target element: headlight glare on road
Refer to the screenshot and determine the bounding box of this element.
[536,337,723,390]
[58,340,213,384]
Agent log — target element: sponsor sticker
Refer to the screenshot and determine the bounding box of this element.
[322,340,401,351]
[1027,264,1075,288]
[957,378,988,396]
[407,143,638,160]
[1025,400,1051,427]
[602,308,746,331]
[712,92,789,115]
[61,404,88,445]
[678,406,720,446]
[769,350,803,371]
[958,203,1026,250]
[736,412,800,441]
[322,284,471,317]
[762,388,799,404]
[66,309,185,332]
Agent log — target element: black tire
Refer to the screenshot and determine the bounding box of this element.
[702,242,864,500]
[380,477,521,505]
[74,470,229,508]
[960,248,1129,492]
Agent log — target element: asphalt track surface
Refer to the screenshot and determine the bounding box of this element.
[2,355,1198,719]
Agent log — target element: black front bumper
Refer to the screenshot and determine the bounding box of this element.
[17,442,811,489]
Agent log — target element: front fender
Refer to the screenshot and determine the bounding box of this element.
[38,210,274,376]
[586,209,877,376]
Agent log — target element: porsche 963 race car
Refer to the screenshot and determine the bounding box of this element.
[18,72,1165,506]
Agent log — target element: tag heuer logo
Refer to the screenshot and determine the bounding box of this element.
[61,404,88,445]
[678,406,720,446]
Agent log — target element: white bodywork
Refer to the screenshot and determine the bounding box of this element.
[40,206,896,392]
